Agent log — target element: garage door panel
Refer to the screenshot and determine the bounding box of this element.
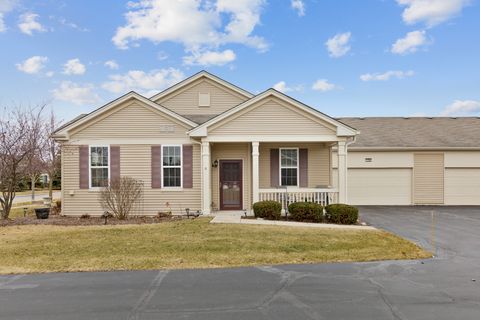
[445,169,480,205]
[348,169,412,205]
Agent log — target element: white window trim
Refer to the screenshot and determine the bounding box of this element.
[89,145,110,190]
[161,144,183,190]
[279,147,299,187]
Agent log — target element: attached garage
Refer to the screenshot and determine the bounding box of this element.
[348,168,412,205]
[338,117,480,206]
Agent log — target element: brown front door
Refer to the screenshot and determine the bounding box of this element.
[219,160,243,210]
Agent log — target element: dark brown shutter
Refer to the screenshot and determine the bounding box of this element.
[270,148,279,187]
[151,145,162,188]
[299,148,308,187]
[110,146,120,183]
[79,145,89,189]
[183,144,193,188]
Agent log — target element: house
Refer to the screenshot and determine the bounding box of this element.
[53,71,480,216]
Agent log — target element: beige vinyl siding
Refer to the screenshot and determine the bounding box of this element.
[414,153,444,204]
[62,144,201,216]
[211,143,251,211]
[70,101,190,140]
[347,168,412,205]
[444,168,480,205]
[259,143,331,188]
[209,98,336,136]
[156,78,248,116]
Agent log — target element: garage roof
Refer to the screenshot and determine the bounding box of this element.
[338,117,480,149]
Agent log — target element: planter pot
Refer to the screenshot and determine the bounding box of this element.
[35,208,50,219]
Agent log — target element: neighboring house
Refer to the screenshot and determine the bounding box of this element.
[53,71,480,216]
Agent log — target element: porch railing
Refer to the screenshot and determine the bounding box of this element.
[258,188,338,208]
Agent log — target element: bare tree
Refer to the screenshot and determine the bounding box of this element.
[42,111,62,200]
[99,177,144,220]
[0,105,45,219]
[25,149,46,201]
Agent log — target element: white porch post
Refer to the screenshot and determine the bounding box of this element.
[201,141,211,214]
[337,141,348,203]
[252,141,260,205]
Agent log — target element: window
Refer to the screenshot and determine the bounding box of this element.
[162,145,182,187]
[280,148,298,186]
[90,146,109,188]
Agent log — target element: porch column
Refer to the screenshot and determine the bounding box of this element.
[201,141,211,214]
[252,141,260,204]
[337,141,348,203]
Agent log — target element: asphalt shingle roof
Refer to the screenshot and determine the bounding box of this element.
[337,117,480,149]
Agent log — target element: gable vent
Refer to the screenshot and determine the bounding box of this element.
[198,93,210,107]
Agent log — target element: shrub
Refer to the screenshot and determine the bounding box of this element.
[288,202,323,223]
[325,204,359,225]
[99,177,144,220]
[253,201,282,220]
[80,214,90,219]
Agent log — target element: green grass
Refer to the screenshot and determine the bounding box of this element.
[0,218,431,274]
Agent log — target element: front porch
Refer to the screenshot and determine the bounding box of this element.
[201,140,349,215]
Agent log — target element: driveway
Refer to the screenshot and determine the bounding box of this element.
[1,206,479,319]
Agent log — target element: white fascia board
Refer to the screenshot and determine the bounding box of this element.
[150,71,253,102]
[55,92,197,138]
[189,89,358,137]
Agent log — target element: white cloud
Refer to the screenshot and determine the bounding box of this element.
[291,0,305,16]
[440,100,480,116]
[102,68,184,96]
[0,0,19,32]
[325,32,351,58]
[112,0,268,59]
[16,56,48,74]
[104,60,119,70]
[360,70,415,81]
[391,30,427,55]
[45,71,54,77]
[52,81,100,105]
[273,81,302,93]
[63,58,86,75]
[183,49,236,66]
[397,0,470,27]
[18,12,46,35]
[312,79,337,92]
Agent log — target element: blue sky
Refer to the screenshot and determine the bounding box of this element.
[0,0,479,122]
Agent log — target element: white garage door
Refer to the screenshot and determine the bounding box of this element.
[348,168,412,205]
[445,168,480,205]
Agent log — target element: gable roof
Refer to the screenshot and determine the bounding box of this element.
[53,91,198,140]
[339,117,480,150]
[150,70,254,102]
[189,88,359,137]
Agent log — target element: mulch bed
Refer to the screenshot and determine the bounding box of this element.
[0,214,189,227]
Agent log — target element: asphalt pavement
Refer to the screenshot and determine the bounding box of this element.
[1,206,479,319]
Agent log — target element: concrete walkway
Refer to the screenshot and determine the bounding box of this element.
[210,212,377,230]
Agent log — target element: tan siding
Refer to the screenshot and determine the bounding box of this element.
[348,151,414,168]
[70,101,190,140]
[414,153,444,204]
[62,143,201,216]
[259,143,331,188]
[209,98,336,136]
[347,169,412,205]
[156,79,247,116]
[211,143,251,211]
[445,151,480,168]
[445,168,480,205]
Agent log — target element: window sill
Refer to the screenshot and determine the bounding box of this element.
[161,187,184,192]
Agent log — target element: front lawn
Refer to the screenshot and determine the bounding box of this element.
[0,218,430,274]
